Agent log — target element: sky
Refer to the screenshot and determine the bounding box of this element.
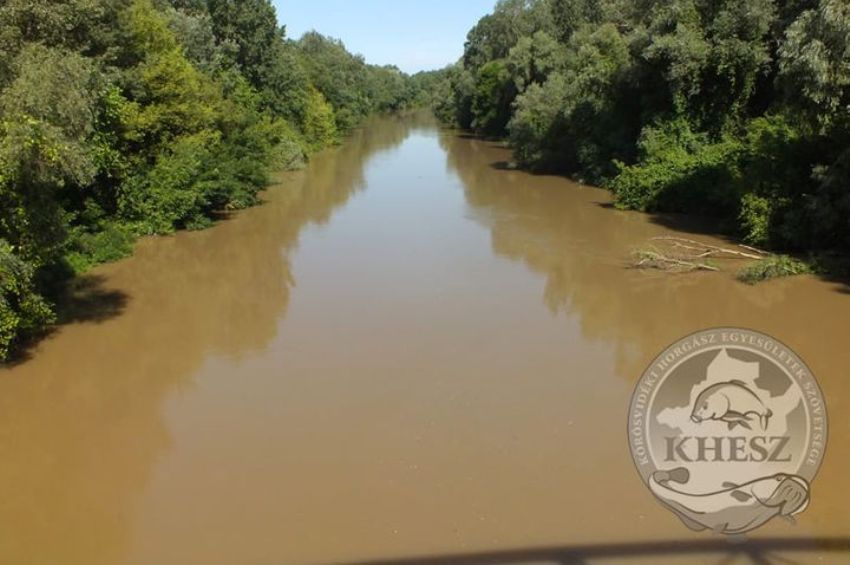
[273,0,496,74]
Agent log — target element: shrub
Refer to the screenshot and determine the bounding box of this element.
[118,131,219,234]
[302,86,338,151]
[737,255,813,284]
[611,119,743,215]
[509,75,570,169]
[471,60,516,136]
[0,241,55,360]
[65,221,136,274]
[738,193,773,247]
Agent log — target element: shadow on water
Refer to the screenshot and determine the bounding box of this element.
[54,274,130,324]
[345,537,850,565]
[486,157,752,243]
[3,274,130,367]
[482,145,850,292]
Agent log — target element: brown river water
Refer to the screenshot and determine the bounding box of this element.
[1,113,849,564]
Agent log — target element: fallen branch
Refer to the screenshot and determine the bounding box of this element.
[650,236,764,260]
[632,249,720,273]
[738,243,770,256]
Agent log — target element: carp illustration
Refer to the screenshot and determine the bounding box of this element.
[649,467,809,535]
[691,380,772,431]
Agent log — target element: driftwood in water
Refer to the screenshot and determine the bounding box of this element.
[632,235,810,283]
[631,236,762,273]
[649,236,766,260]
[632,249,720,273]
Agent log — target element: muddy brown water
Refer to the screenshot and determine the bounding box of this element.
[1,113,849,564]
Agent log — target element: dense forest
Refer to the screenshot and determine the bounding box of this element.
[0,0,431,360]
[434,0,849,271]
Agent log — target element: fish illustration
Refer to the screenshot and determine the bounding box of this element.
[691,380,772,431]
[649,467,810,535]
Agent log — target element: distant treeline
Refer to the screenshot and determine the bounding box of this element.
[0,0,433,360]
[433,1,849,261]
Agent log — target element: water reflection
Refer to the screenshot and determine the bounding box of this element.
[0,113,420,564]
[441,132,850,381]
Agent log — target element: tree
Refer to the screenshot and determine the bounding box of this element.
[0,44,99,266]
[207,0,281,85]
[779,0,850,126]
[471,60,516,135]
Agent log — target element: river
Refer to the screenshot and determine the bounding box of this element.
[1,113,848,564]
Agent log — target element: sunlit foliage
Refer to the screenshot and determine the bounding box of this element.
[437,0,850,257]
[0,0,423,360]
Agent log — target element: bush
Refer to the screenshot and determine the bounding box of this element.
[302,86,338,151]
[119,131,219,233]
[65,221,136,274]
[471,60,516,136]
[0,241,55,360]
[611,119,743,215]
[738,193,773,247]
[737,255,813,284]
[509,75,570,169]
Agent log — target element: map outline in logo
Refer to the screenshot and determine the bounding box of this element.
[628,327,828,535]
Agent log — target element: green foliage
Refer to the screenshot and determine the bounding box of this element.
[0,44,100,266]
[302,87,338,150]
[432,65,476,128]
[471,60,516,136]
[0,240,55,360]
[119,131,219,233]
[65,220,136,273]
[737,255,813,284]
[463,0,553,71]
[297,32,414,132]
[506,31,565,92]
[611,119,743,214]
[0,0,124,82]
[207,0,281,86]
[779,0,850,126]
[508,22,635,179]
[738,193,773,247]
[0,0,418,360]
[442,0,850,264]
[509,74,571,168]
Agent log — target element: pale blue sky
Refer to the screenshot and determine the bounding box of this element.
[273,0,496,74]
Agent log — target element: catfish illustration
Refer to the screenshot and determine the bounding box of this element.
[690,380,772,431]
[649,467,810,535]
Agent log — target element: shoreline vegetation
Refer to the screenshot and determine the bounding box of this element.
[4,1,848,361]
[427,0,850,286]
[0,0,438,361]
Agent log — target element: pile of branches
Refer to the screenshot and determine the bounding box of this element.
[632,236,768,274]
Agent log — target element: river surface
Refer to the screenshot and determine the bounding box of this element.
[1,113,849,564]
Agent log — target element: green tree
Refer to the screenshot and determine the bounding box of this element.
[0,44,99,266]
[779,0,850,126]
[471,60,517,136]
[0,241,54,360]
[302,86,338,150]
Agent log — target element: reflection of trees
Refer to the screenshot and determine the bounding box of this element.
[441,133,827,381]
[0,113,418,565]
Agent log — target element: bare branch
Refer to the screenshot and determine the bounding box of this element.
[650,236,764,260]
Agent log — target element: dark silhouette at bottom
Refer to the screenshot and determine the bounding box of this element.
[343,537,850,565]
